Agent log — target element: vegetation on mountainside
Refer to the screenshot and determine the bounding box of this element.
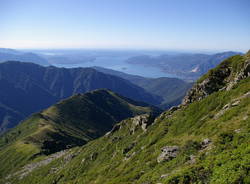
[4,76,248,184]
[0,89,160,180]
[0,53,249,184]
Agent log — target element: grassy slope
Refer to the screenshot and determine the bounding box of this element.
[0,89,160,181]
[9,77,248,184]
[1,53,250,184]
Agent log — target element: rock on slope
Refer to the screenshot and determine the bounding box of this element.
[1,51,250,184]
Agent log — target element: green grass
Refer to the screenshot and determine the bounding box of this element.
[2,76,248,184]
[0,89,160,183]
[1,54,249,184]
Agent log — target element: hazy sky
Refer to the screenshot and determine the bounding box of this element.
[0,0,249,51]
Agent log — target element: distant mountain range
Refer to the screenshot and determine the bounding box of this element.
[92,66,192,109]
[0,48,240,134]
[0,61,164,133]
[126,51,241,80]
[0,48,50,66]
[0,48,241,81]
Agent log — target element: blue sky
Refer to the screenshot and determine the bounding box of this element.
[0,0,249,52]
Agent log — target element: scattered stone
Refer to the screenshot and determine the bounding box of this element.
[15,150,68,179]
[234,129,241,133]
[188,154,196,164]
[214,109,226,119]
[81,158,85,164]
[231,100,240,106]
[123,143,135,154]
[243,116,248,120]
[50,167,60,174]
[124,151,136,161]
[214,92,249,119]
[242,91,250,98]
[112,152,117,158]
[64,152,77,162]
[201,138,211,149]
[111,136,121,142]
[90,152,98,161]
[160,174,169,178]
[223,103,230,110]
[157,146,179,163]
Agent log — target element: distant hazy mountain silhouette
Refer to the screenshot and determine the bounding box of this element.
[0,61,161,133]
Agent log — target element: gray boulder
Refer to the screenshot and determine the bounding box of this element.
[157,146,179,163]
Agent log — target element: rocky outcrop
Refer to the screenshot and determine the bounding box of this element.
[130,114,154,134]
[201,138,212,149]
[106,113,156,136]
[226,56,250,90]
[182,64,231,105]
[183,52,250,105]
[157,146,179,163]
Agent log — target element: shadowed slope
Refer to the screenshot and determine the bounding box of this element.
[0,89,160,179]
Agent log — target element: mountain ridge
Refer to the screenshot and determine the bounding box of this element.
[126,51,241,80]
[0,48,50,66]
[0,52,248,183]
[92,66,192,109]
[0,89,161,178]
[0,61,161,133]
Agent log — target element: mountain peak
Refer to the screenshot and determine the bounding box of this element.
[0,89,160,156]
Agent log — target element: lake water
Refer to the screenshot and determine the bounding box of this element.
[34,49,179,78]
[54,55,178,78]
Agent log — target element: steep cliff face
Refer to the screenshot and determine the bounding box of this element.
[182,52,250,105]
